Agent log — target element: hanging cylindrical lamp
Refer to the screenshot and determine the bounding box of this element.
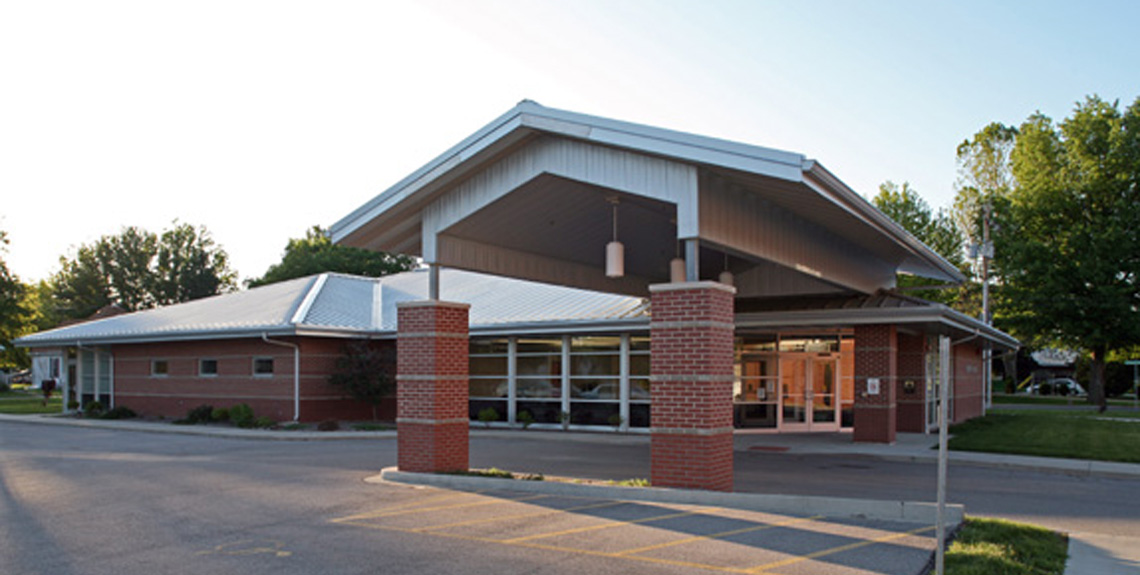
[718,251,734,286]
[669,237,685,283]
[605,198,624,278]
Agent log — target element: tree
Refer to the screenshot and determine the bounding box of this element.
[326,340,394,420]
[954,122,1018,245]
[50,222,237,320]
[872,181,968,307]
[0,229,30,369]
[247,226,416,287]
[997,95,1140,409]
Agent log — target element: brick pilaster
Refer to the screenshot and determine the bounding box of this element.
[896,333,927,433]
[853,324,898,443]
[649,281,736,491]
[396,301,470,473]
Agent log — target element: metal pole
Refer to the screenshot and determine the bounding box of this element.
[936,335,951,575]
[981,204,992,410]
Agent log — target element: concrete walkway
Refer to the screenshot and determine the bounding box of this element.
[6,413,1139,574]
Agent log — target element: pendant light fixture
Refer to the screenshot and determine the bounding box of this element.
[718,251,734,286]
[670,239,685,283]
[605,197,624,278]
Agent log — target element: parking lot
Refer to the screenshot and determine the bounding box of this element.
[331,487,935,575]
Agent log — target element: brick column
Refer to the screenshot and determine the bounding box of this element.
[896,333,927,433]
[853,324,898,443]
[649,281,736,492]
[396,301,470,473]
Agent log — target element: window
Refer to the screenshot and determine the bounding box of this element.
[199,359,218,377]
[253,357,274,376]
[151,360,169,377]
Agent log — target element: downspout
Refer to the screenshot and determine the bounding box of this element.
[262,333,301,422]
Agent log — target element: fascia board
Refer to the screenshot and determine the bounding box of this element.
[803,161,966,284]
[469,318,651,337]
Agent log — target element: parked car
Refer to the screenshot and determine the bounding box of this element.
[1022,377,1087,397]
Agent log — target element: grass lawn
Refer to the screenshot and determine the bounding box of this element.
[993,394,1137,407]
[946,517,1067,575]
[949,410,1140,463]
[0,390,63,415]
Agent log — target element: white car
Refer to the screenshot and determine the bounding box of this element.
[1023,377,1087,397]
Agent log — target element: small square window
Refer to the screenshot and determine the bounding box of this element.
[253,357,274,376]
[199,359,218,377]
[152,360,169,376]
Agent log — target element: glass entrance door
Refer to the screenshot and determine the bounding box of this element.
[780,357,840,431]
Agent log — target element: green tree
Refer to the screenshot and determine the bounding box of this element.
[872,181,968,307]
[997,95,1140,408]
[326,340,394,420]
[0,229,30,369]
[247,226,416,287]
[50,222,236,320]
[954,122,1018,245]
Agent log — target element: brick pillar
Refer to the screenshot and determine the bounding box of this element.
[649,281,736,492]
[853,324,898,443]
[396,301,470,473]
[896,333,927,433]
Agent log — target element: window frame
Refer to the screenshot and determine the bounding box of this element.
[252,356,274,377]
[199,358,218,378]
[151,359,169,377]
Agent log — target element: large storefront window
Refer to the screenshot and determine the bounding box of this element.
[569,336,619,426]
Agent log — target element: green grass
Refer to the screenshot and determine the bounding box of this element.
[949,411,1140,462]
[946,517,1067,575]
[0,391,64,415]
[993,394,1137,407]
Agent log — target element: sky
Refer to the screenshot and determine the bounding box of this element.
[2,0,1137,284]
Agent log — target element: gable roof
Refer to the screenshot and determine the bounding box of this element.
[15,269,650,347]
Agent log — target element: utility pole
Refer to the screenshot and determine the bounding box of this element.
[981,203,993,410]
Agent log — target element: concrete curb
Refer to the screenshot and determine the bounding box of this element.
[854,450,1140,480]
[0,413,397,441]
[377,467,964,525]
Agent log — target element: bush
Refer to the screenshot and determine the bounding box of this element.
[1037,382,1054,396]
[608,413,625,430]
[84,401,104,417]
[253,416,275,429]
[517,410,535,429]
[0,383,9,393]
[67,400,80,411]
[100,406,137,420]
[185,404,214,424]
[477,407,499,427]
[229,403,255,428]
[211,407,230,422]
[317,419,340,432]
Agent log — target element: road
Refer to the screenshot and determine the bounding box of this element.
[2,422,1137,574]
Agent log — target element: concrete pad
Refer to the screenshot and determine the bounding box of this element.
[1066,532,1140,574]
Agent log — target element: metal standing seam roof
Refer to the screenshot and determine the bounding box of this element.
[14,269,651,347]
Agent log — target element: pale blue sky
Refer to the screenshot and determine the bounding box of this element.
[2,0,1137,282]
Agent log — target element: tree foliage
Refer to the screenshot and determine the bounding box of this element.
[0,229,31,369]
[247,226,416,287]
[50,222,236,320]
[995,95,1140,407]
[326,340,394,420]
[872,181,968,307]
[954,122,1018,247]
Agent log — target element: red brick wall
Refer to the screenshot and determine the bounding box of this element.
[396,301,470,473]
[953,342,985,423]
[112,337,395,422]
[649,282,735,492]
[896,333,927,433]
[853,324,898,443]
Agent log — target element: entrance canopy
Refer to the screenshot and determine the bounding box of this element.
[331,101,964,299]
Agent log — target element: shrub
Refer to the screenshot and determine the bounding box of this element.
[1038,382,1054,396]
[608,413,625,430]
[477,407,499,428]
[254,416,275,429]
[84,401,104,417]
[0,383,9,393]
[517,410,535,429]
[185,404,214,424]
[100,406,137,420]
[229,403,255,428]
[317,419,340,432]
[211,407,230,422]
[67,400,80,411]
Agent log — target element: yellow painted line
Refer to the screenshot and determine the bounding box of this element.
[746,525,936,573]
[329,490,481,523]
[614,514,824,556]
[413,500,626,532]
[501,507,714,543]
[330,493,547,523]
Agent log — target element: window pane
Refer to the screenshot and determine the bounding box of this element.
[737,336,776,353]
[516,337,561,354]
[470,355,507,376]
[470,338,509,355]
[630,336,651,352]
[570,378,619,399]
[470,379,507,398]
[630,354,649,377]
[517,355,560,376]
[152,360,168,376]
[570,354,619,376]
[570,336,620,353]
[469,399,506,422]
[630,378,651,400]
[517,378,560,398]
[254,358,274,375]
[516,401,562,424]
[199,359,218,376]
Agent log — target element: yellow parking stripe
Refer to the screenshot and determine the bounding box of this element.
[329,490,481,523]
[330,493,548,523]
[413,500,626,532]
[501,507,714,543]
[746,524,936,573]
[614,514,824,556]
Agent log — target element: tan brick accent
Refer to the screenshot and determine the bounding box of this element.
[396,301,470,473]
[649,282,735,492]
